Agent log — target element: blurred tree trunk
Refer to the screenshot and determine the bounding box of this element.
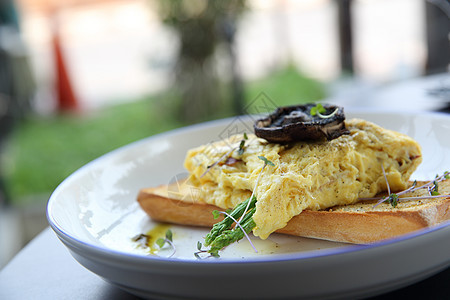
[0,46,12,207]
[155,0,246,123]
[425,0,450,74]
[337,0,354,74]
[175,14,220,122]
[220,16,244,116]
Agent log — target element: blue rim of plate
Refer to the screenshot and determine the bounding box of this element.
[47,110,450,265]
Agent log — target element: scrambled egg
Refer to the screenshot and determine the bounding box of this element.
[184,119,422,239]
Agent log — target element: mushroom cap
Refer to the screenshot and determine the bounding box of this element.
[254,103,349,143]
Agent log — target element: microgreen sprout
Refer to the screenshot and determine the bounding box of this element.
[237,133,248,155]
[202,148,235,177]
[258,155,275,167]
[391,180,418,197]
[388,193,398,208]
[429,179,439,196]
[194,241,218,259]
[237,156,275,224]
[212,209,221,219]
[201,133,249,178]
[381,164,390,195]
[310,103,339,119]
[373,164,397,208]
[310,103,326,116]
[155,229,176,258]
[369,169,450,208]
[317,108,339,119]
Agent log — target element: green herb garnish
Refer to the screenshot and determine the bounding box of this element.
[195,241,220,259]
[310,103,326,116]
[194,241,208,259]
[212,210,221,219]
[258,155,275,167]
[155,229,176,257]
[388,193,398,208]
[430,180,439,196]
[237,156,274,224]
[237,132,248,155]
[202,133,249,177]
[371,169,450,208]
[310,103,339,119]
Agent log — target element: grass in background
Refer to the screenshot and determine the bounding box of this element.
[2,95,183,205]
[1,67,326,205]
[245,65,326,107]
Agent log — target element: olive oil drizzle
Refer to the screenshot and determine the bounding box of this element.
[133,224,171,255]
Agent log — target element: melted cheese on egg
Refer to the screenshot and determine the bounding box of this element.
[184,118,422,239]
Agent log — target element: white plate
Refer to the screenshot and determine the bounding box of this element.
[47,110,450,299]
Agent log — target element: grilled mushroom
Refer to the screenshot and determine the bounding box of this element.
[254,104,349,143]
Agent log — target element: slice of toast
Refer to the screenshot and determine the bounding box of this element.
[137,179,450,244]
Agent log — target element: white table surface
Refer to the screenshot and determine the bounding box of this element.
[0,227,449,299]
[0,227,139,300]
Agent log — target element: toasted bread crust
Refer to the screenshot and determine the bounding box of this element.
[137,180,450,244]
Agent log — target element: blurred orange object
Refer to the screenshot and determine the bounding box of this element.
[51,23,79,112]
